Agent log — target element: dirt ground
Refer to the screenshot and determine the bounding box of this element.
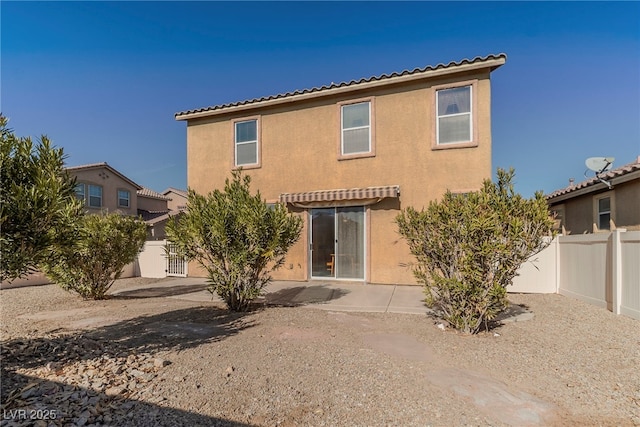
[1,278,639,426]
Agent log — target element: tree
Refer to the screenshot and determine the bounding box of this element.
[41,213,147,300]
[396,168,555,334]
[0,115,83,282]
[166,171,303,312]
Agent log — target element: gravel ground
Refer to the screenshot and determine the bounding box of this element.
[1,278,639,426]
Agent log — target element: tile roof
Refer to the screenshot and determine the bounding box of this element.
[546,156,640,200]
[175,53,507,120]
[137,187,171,200]
[66,162,142,190]
[162,187,188,198]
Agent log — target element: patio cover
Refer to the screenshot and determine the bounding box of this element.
[279,185,400,207]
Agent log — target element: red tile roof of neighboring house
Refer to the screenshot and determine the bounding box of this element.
[175,53,507,120]
[546,156,640,201]
[137,187,171,201]
[66,162,142,190]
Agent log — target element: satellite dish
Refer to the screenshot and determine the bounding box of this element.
[585,157,614,174]
[584,157,615,189]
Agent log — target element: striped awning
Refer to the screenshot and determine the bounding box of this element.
[279,185,400,204]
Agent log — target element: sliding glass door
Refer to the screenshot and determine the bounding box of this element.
[310,207,364,280]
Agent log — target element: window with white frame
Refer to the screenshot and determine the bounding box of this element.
[436,85,472,144]
[88,184,103,208]
[596,196,611,230]
[118,189,130,208]
[341,101,371,155]
[234,119,258,166]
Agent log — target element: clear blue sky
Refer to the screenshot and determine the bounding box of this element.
[2,1,639,197]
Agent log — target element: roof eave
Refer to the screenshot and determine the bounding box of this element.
[547,169,640,204]
[175,56,506,121]
[67,163,143,190]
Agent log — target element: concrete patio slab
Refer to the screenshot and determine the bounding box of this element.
[387,285,430,314]
[111,277,530,322]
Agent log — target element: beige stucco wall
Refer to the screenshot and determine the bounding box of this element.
[184,69,494,285]
[138,195,168,213]
[614,181,640,230]
[72,168,139,215]
[165,190,188,212]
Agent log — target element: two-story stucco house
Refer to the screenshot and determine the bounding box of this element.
[68,162,143,216]
[67,162,180,239]
[175,54,506,285]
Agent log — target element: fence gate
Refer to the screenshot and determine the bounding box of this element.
[166,243,188,277]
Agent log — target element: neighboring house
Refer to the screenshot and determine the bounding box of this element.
[163,187,188,212]
[546,156,640,234]
[138,187,188,240]
[175,54,506,285]
[138,187,173,240]
[67,162,143,215]
[67,162,181,239]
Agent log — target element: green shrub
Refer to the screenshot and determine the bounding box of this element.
[42,213,146,299]
[0,115,83,282]
[396,168,555,334]
[166,171,302,312]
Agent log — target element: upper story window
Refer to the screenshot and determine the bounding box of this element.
[341,101,371,155]
[74,183,85,202]
[338,98,375,160]
[436,85,472,145]
[234,118,259,167]
[118,189,131,208]
[88,184,102,208]
[75,183,102,208]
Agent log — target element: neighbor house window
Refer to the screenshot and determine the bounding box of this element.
[88,184,102,208]
[437,85,472,145]
[234,118,259,167]
[118,190,130,208]
[341,101,371,155]
[596,196,611,231]
[74,183,85,202]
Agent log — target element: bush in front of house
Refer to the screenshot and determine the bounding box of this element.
[42,213,147,300]
[0,115,83,282]
[396,168,555,334]
[166,171,303,312]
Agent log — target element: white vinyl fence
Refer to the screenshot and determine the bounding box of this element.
[135,240,169,278]
[511,229,640,320]
[133,240,188,279]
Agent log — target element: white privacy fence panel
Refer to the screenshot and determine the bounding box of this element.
[557,233,610,309]
[510,237,557,294]
[620,231,640,319]
[514,230,639,320]
[137,240,169,278]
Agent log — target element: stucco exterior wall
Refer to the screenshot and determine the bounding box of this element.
[138,195,168,213]
[184,69,495,285]
[72,169,139,215]
[165,190,188,212]
[563,196,595,234]
[614,181,640,230]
